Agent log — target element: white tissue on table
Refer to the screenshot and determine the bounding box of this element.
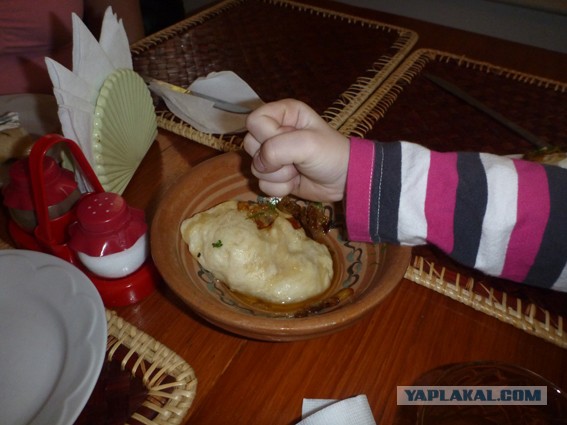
[148,70,264,134]
[298,395,377,425]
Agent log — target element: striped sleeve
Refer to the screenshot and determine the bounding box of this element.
[523,164,567,287]
[474,153,518,276]
[345,138,402,244]
[345,138,567,292]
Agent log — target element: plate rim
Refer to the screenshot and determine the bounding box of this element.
[0,249,107,424]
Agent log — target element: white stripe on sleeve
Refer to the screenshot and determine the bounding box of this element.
[397,142,430,245]
[474,153,518,275]
[552,264,567,292]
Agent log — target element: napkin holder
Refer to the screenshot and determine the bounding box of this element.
[5,134,157,307]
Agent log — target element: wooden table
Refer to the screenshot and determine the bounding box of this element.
[116,138,567,424]
[117,138,567,424]
[4,0,566,423]
[110,2,567,423]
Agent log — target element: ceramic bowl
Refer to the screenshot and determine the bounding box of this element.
[151,151,411,341]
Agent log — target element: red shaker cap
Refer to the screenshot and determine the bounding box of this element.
[68,192,147,256]
[3,157,78,210]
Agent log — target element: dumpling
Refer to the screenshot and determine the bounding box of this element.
[180,200,333,304]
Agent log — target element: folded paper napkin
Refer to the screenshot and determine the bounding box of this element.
[298,395,377,425]
[148,71,264,134]
[45,7,132,191]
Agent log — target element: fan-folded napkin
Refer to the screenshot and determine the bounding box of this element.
[45,7,132,191]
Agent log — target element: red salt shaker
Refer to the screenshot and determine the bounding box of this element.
[68,192,149,279]
[3,156,81,232]
[3,134,157,307]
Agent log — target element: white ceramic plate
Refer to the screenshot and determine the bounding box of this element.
[0,250,107,425]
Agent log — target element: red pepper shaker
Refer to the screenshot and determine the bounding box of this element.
[68,192,148,279]
[3,156,80,232]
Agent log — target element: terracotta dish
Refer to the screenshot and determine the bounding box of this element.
[151,152,411,341]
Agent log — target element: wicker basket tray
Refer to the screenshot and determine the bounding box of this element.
[339,48,567,349]
[339,48,566,153]
[131,0,417,151]
[405,248,567,350]
[75,310,197,424]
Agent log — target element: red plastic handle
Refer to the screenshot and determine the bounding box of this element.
[28,134,106,247]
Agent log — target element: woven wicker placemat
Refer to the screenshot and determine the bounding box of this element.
[75,310,197,424]
[339,48,567,349]
[340,48,566,152]
[405,249,567,350]
[131,0,417,151]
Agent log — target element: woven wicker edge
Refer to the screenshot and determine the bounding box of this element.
[405,256,567,350]
[272,0,418,129]
[131,0,418,152]
[105,310,198,424]
[338,48,567,138]
[155,111,243,152]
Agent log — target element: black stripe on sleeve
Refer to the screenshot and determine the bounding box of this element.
[450,152,488,266]
[524,165,567,288]
[369,142,402,244]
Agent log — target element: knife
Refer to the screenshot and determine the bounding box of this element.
[143,76,253,114]
[424,73,550,149]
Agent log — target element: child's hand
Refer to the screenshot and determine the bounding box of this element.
[243,99,350,202]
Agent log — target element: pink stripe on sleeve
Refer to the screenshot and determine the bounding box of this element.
[345,138,375,243]
[500,160,550,282]
[425,151,458,253]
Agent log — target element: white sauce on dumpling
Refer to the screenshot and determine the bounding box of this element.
[180,200,333,304]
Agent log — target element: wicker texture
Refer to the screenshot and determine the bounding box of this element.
[341,49,567,349]
[340,49,567,154]
[74,355,148,424]
[131,0,417,151]
[405,250,567,350]
[76,311,197,424]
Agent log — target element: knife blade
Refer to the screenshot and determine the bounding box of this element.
[424,73,550,149]
[143,76,253,114]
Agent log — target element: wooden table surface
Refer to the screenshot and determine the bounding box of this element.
[125,0,567,423]
[117,137,567,424]
[3,0,565,424]
[111,2,567,423]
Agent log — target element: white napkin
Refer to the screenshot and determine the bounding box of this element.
[298,395,377,425]
[148,70,264,134]
[45,7,132,191]
[0,94,59,137]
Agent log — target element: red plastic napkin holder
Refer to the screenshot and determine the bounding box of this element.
[6,134,157,307]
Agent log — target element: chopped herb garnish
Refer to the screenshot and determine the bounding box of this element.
[212,240,223,248]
